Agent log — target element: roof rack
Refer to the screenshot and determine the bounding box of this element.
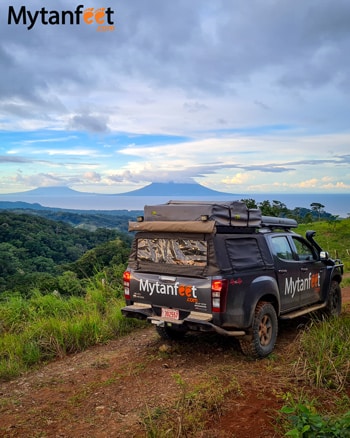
[261,216,297,229]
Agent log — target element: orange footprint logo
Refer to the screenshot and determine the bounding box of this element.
[83,7,109,26]
[83,8,95,24]
[94,8,106,24]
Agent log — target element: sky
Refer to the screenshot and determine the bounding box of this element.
[1,0,350,195]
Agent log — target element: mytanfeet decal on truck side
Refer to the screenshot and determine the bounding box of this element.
[284,273,320,298]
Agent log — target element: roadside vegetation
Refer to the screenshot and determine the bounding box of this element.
[279,392,350,437]
[0,206,349,436]
[277,312,350,437]
[0,278,145,381]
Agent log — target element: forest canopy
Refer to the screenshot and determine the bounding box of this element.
[0,211,132,295]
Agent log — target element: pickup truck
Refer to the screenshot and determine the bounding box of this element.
[122,200,343,358]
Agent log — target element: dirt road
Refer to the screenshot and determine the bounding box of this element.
[1,288,349,438]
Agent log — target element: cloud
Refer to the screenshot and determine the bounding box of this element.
[183,101,209,113]
[0,1,350,194]
[0,155,32,163]
[69,113,110,133]
[82,171,101,182]
[238,164,295,173]
[2,1,350,124]
[222,173,251,185]
[13,172,69,187]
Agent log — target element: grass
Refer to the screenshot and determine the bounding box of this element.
[0,282,145,381]
[278,312,350,436]
[296,219,350,272]
[343,276,350,287]
[293,314,350,391]
[141,371,242,437]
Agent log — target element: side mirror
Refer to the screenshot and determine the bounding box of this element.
[320,251,329,260]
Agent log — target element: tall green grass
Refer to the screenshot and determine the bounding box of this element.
[0,283,145,381]
[279,313,350,436]
[294,314,350,391]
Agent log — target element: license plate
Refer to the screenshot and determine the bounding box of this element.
[161,308,179,320]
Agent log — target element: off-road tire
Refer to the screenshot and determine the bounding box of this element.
[240,301,278,358]
[324,280,342,317]
[156,325,187,341]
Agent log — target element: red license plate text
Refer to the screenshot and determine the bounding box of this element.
[161,308,179,320]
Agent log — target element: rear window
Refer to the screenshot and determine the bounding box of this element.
[137,238,207,266]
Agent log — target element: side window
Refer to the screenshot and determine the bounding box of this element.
[291,237,316,261]
[271,236,294,260]
[225,238,265,271]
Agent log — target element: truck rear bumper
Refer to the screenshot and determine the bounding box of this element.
[122,304,246,337]
[121,303,153,319]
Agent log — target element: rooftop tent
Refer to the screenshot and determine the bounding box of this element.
[143,200,261,227]
[128,201,297,233]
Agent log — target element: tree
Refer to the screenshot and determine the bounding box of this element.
[240,198,258,209]
[271,200,288,217]
[57,271,85,296]
[310,202,325,221]
[258,200,274,216]
[258,200,288,217]
[304,212,313,224]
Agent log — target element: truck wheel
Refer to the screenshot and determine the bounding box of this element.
[240,301,278,359]
[324,281,342,317]
[156,325,186,341]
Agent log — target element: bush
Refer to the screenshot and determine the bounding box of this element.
[280,397,350,437]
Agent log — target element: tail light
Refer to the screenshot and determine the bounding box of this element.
[211,279,228,313]
[123,271,131,300]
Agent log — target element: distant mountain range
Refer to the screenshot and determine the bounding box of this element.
[118,182,233,196]
[0,186,93,198]
[0,182,235,211]
[0,182,233,198]
[0,183,348,217]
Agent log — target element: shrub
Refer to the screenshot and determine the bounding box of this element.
[280,396,350,437]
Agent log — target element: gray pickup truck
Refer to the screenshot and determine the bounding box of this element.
[122,200,343,358]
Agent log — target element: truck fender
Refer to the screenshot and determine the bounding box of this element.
[320,265,343,302]
[329,265,343,284]
[243,275,280,327]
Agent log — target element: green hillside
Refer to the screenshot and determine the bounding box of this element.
[0,211,132,295]
[296,219,350,273]
[0,205,142,233]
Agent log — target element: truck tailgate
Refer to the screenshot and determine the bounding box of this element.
[129,272,212,314]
